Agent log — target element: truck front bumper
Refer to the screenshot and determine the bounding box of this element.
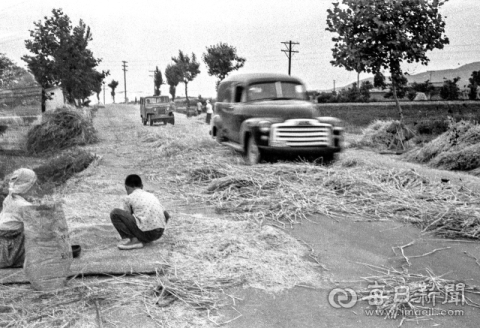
[258,146,341,157]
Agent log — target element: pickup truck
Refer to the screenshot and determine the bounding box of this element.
[210,73,343,164]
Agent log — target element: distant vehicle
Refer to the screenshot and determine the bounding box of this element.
[139,96,175,126]
[210,73,344,164]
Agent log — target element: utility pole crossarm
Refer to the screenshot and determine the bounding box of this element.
[149,70,155,95]
[122,61,128,103]
[281,41,299,76]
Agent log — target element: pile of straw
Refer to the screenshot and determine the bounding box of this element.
[173,157,480,239]
[26,108,98,154]
[352,120,415,151]
[358,264,480,324]
[404,120,480,173]
[34,149,97,193]
[0,275,216,327]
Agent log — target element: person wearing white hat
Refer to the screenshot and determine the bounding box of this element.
[0,168,37,268]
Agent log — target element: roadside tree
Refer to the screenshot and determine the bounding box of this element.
[165,64,182,101]
[326,0,449,121]
[154,66,163,96]
[468,71,480,100]
[22,8,103,107]
[202,42,246,89]
[108,79,119,103]
[0,54,32,88]
[171,50,200,108]
[440,77,460,100]
[359,81,373,101]
[92,70,110,104]
[410,80,435,100]
[373,72,409,100]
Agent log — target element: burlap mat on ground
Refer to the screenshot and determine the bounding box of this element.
[0,224,169,284]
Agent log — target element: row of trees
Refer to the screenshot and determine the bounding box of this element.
[162,43,245,107]
[318,70,480,104]
[17,8,247,108]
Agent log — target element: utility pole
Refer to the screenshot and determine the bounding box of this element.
[281,41,299,76]
[103,81,105,104]
[149,69,155,95]
[333,80,336,93]
[122,61,128,103]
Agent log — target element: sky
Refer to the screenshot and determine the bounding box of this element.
[0,0,477,103]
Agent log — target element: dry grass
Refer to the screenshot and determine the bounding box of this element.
[350,120,415,151]
[0,275,219,328]
[6,105,480,327]
[358,263,480,325]
[167,155,480,239]
[2,107,325,327]
[26,107,98,154]
[131,114,480,239]
[403,120,480,174]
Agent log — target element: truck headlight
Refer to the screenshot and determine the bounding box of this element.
[258,120,272,133]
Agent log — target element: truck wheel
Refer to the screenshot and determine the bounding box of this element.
[215,128,224,143]
[148,115,153,126]
[245,136,262,165]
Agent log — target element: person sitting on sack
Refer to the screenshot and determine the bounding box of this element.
[110,174,169,250]
[0,168,37,268]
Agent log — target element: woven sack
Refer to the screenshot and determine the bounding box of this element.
[22,203,72,291]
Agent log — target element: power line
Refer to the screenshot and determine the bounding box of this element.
[281,41,299,76]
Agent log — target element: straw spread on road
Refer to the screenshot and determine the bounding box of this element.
[2,105,480,327]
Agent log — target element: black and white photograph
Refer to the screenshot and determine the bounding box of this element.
[1,0,480,327]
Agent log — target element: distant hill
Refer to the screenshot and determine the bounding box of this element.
[326,62,480,92]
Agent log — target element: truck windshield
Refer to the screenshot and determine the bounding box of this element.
[247,82,306,101]
[145,97,169,107]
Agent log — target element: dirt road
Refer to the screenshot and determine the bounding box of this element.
[64,104,480,327]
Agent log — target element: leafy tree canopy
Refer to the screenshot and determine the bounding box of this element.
[326,0,449,120]
[468,71,480,100]
[165,64,183,100]
[202,42,246,87]
[154,66,163,96]
[22,8,103,105]
[440,77,460,100]
[0,54,34,88]
[108,79,119,103]
[171,50,200,106]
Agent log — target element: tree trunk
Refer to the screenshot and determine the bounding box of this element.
[184,82,189,108]
[41,89,46,113]
[391,83,404,122]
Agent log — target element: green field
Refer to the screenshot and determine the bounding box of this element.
[316,101,480,127]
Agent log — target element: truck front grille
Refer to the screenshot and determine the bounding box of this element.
[270,120,331,147]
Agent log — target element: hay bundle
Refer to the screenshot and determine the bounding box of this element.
[429,143,480,171]
[358,120,415,151]
[403,120,480,173]
[26,108,98,154]
[34,149,97,193]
